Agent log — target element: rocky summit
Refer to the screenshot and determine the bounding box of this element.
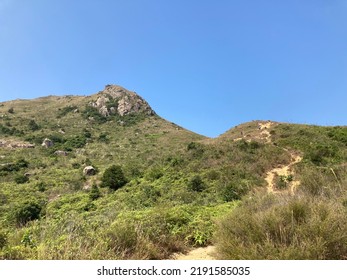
[90,85,155,117]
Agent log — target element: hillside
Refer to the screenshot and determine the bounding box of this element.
[1,85,347,260]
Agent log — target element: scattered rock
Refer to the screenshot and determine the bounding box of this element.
[83,166,96,176]
[54,150,68,156]
[42,138,53,148]
[59,129,65,134]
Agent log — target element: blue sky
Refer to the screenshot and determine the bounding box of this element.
[0,0,346,137]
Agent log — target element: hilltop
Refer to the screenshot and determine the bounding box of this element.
[0,85,347,260]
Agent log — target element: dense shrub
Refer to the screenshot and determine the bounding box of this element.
[14,174,29,184]
[98,133,109,143]
[187,175,206,192]
[89,185,101,200]
[28,120,40,131]
[237,140,262,153]
[36,182,46,192]
[57,105,78,118]
[327,127,347,145]
[101,165,127,190]
[0,159,29,175]
[187,142,205,158]
[145,167,163,181]
[82,106,107,123]
[63,135,87,150]
[220,181,248,201]
[14,202,42,226]
[0,231,7,249]
[0,124,23,136]
[306,144,339,165]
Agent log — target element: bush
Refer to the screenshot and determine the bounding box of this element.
[0,231,7,249]
[188,175,206,192]
[306,144,339,165]
[0,159,29,175]
[36,182,46,192]
[89,185,101,200]
[145,167,163,181]
[187,142,204,158]
[82,106,107,123]
[63,135,87,150]
[100,165,127,190]
[28,120,40,131]
[57,105,78,118]
[14,175,29,184]
[14,202,42,226]
[221,182,247,201]
[98,133,109,143]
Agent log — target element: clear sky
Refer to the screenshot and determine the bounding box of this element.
[0,0,346,137]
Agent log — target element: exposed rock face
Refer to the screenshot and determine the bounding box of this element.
[90,85,155,117]
[42,138,53,148]
[83,166,96,176]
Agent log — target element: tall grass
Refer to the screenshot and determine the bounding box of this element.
[215,166,347,260]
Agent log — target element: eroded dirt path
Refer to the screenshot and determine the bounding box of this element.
[173,246,217,260]
[173,122,302,260]
[265,153,302,194]
[258,121,272,143]
[255,122,303,194]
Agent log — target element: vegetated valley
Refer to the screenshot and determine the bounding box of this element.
[1,85,347,260]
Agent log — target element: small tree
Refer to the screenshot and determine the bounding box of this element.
[101,165,127,190]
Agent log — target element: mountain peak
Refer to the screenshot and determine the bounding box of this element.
[90,84,155,117]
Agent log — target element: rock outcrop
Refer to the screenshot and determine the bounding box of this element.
[83,166,96,176]
[42,138,53,148]
[89,85,155,117]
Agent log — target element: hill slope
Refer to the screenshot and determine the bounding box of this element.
[0,85,347,259]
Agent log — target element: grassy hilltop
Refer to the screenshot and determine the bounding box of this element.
[0,85,347,259]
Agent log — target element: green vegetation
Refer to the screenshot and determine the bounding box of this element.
[0,93,346,260]
[100,165,127,190]
[14,201,43,226]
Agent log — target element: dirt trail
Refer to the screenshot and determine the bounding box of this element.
[174,122,302,260]
[265,153,302,194]
[258,121,272,143]
[255,122,302,194]
[173,246,217,260]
